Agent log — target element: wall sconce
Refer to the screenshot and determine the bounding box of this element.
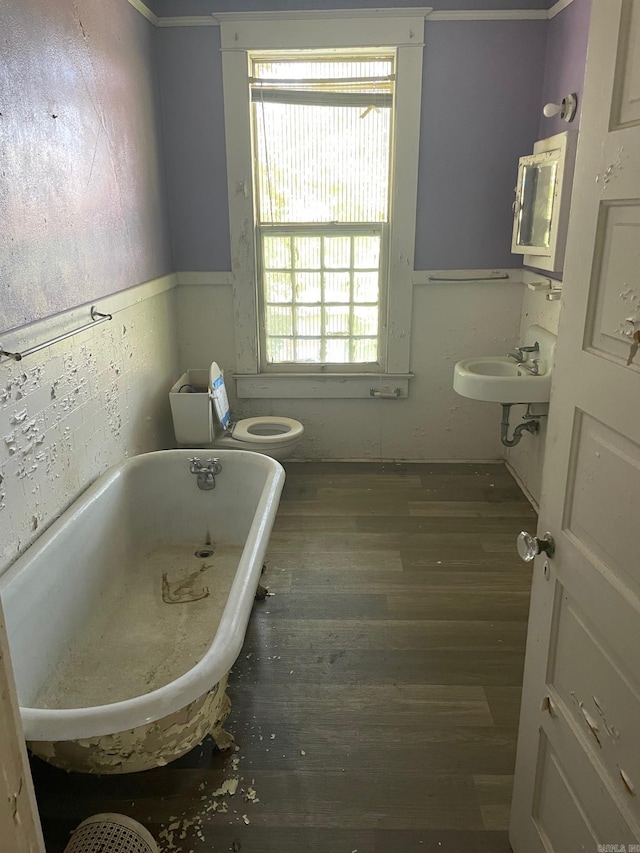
[543,93,578,122]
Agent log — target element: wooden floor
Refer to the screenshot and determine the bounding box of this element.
[31,462,535,853]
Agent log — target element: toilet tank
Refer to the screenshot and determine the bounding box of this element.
[169,369,212,445]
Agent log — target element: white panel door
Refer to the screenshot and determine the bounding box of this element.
[510,1,640,851]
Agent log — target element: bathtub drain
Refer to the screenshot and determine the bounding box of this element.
[195,548,215,558]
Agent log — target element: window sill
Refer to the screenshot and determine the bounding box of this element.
[233,372,413,399]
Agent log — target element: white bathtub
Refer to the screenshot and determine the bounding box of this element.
[0,449,284,773]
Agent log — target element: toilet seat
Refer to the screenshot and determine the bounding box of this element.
[231,416,304,444]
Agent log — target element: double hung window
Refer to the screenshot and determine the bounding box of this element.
[251,55,394,369]
[219,10,424,397]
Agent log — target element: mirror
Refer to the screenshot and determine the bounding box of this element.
[516,160,557,249]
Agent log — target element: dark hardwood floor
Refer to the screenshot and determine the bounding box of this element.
[31,462,535,852]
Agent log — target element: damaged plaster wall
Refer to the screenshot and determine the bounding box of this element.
[0,0,177,572]
[0,290,178,576]
[506,0,592,506]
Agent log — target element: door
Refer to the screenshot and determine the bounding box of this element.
[510,1,640,850]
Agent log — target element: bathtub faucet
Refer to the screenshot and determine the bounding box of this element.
[188,457,222,490]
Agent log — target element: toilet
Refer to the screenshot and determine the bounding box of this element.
[169,362,304,461]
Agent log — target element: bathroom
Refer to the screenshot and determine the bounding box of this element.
[5,0,637,850]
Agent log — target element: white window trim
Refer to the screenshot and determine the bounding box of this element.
[220,10,428,398]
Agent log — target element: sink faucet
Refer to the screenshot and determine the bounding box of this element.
[188,457,222,490]
[519,358,541,376]
[508,341,540,363]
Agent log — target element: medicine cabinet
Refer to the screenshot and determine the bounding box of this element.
[511,131,577,272]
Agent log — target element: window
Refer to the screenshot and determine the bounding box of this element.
[252,54,394,369]
[219,10,425,397]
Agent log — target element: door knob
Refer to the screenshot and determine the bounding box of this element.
[517,531,555,562]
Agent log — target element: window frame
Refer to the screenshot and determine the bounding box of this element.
[218,9,426,398]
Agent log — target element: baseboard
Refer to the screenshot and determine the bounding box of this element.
[505,460,539,512]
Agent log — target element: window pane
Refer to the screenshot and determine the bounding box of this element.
[263,236,291,269]
[296,306,321,336]
[353,235,380,269]
[353,338,378,362]
[293,236,321,269]
[353,272,378,303]
[294,272,321,304]
[325,307,350,336]
[264,272,292,303]
[326,339,350,362]
[254,102,391,223]
[266,338,294,363]
[324,272,350,303]
[295,339,321,362]
[324,237,351,269]
[354,306,378,336]
[265,306,293,336]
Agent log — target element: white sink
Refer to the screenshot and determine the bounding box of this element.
[454,356,551,403]
[453,325,556,404]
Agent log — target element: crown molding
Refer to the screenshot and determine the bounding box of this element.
[127,3,570,28]
[548,0,575,19]
[213,7,432,22]
[429,9,547,20]
[157,15,219,27]
[125,0,159,26]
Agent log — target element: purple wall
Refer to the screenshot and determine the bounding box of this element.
[0,0,172,333]
[538,0,592,137]
[158,16,547,271]
[156,0,550,14]
[415,20,547,270]
[157,27,231,271]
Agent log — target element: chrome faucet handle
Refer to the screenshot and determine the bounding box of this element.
[508,350,525,362]
[205,457,222,474]
[188,456,201,465]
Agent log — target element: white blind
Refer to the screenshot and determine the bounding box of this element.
[252,56,394,225]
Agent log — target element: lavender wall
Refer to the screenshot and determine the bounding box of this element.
[157,27,231,271]
[415,20,547,270]
[0,0,172,334]
[538,0,592,136]
[157,15,547,272]
[156,0,550,15]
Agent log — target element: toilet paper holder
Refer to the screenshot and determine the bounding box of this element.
[370,387,402,399]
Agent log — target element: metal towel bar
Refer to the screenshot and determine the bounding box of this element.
[0,306,113,362]
[427,273,510,282]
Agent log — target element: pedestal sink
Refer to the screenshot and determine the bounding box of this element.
[453,325,556,404]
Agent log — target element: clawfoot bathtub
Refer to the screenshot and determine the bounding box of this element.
[0,450,284,773]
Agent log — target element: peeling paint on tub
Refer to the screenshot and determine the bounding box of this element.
[29,679,233,774]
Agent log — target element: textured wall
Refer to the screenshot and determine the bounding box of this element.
[0,288,178,576]
[0,0,178,573]
[0,0,172,333]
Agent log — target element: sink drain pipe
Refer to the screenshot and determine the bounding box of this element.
[500,403,542,447]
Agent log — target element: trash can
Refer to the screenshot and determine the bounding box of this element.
[63,813,158,853]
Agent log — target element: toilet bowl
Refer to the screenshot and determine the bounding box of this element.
[169,363,304,461]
